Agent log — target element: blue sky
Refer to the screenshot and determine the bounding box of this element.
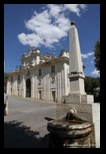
[4,4,100,77]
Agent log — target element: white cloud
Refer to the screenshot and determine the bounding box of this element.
[18,4,87,49]
[64,4,87,16]
[81,52,94,59]
[91,69,100,75]
[80,4,87,10]
[25,10,51,31]
[18,33,43,47]
[55,14,70,32]
[47,4,63,18]
[91,57,94,63]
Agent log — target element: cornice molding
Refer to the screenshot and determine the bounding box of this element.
[9,57,69,77]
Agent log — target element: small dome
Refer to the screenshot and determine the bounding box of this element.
[36,49,40,53]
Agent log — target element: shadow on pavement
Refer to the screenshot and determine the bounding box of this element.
[44,117,54,121]
[4,120,49,148]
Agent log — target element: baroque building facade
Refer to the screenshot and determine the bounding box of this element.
[7,48,70,103]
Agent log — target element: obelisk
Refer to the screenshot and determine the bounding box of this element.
[68,21,86,96]
[57,21,100,148]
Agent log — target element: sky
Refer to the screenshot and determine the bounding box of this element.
[4,4,100,77]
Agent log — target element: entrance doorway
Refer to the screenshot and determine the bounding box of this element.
[39,90,42,99]
[18,89,19,96]
[11,88,12,95]
[26,78,31,97]
[52,91,56,102]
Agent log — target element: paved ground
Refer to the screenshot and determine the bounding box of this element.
[4,96,57,148]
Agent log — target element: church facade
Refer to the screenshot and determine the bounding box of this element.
[7,48,70,103]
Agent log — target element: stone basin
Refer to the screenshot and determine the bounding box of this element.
[47,118,92,139]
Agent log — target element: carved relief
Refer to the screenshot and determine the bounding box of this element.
[26,71,30,78]
[51,76,55,84]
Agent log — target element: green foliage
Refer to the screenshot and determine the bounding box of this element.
[84,76,100,94]
[94,40,100,71]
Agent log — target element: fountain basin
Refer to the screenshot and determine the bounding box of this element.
[47,108,92,148]
[47,118,92,139]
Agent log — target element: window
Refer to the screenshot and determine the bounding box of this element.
[38,79,41,86]
[18,75,20,87]
[11,77,13,82]
[18,75,20,81]
[39,69,42,76]
[51,65,55,73]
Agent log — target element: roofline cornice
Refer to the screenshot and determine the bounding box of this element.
[8,57,69,77]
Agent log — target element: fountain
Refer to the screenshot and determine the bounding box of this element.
[47,108,92,148]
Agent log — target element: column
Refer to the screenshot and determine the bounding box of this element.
[22,75,26,97]
[31,74,34,98]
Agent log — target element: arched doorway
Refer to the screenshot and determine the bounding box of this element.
[26,78,31,97]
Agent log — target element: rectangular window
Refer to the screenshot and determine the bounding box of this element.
[39,69,42,76]
[18,75,20,87]
[11,77,13,82]
[51,65,55,73]
[18,75,20,81]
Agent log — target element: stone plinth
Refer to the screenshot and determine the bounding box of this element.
[62,93,81,104]
[81,95,94,104]
[62,94,94,104]
[68,73,86,95]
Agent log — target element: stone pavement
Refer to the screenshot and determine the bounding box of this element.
[4,96,57,148]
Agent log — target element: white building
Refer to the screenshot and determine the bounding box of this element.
[6,48,70,103]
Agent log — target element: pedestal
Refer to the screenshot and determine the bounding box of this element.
[62,94,94,104]
[68,73,86,95]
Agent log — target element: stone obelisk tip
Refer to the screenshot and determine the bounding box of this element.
[71,21,75,26]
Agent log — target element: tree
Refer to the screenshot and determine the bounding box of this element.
[84,76,100,95]
[94,40,100,71]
